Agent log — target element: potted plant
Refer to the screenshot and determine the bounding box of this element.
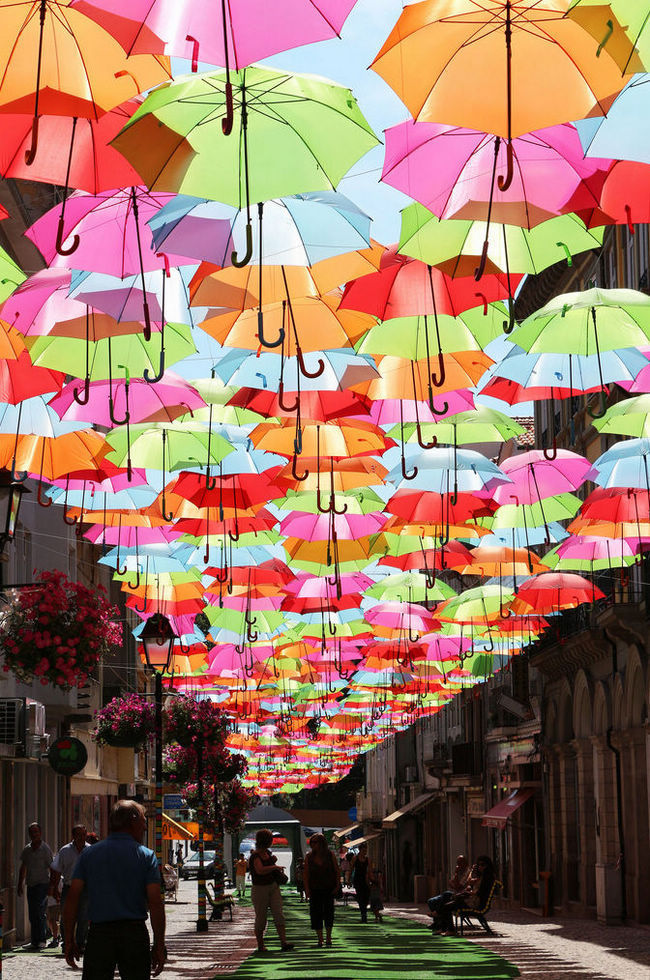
[164,695,228,747]
[93,693,155,750]
[0,570,122,690]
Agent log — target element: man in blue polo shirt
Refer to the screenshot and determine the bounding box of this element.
[63,799,166,978]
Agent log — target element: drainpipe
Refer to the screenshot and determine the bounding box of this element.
[603,629,627,922]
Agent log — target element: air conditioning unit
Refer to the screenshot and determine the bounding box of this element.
[26,732,50,760]
[0,698,25,754]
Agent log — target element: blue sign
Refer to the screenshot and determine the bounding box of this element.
[348,806,357,822]
[163,794,184,809]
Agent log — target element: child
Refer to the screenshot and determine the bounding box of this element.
[369,869,384,923]
[235,852,248,898]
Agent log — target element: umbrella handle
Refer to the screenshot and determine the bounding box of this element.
[231,221,253,267]
[497,139,514,192]
[450,483,458,506]
[257,310,284,349]
[134,594,148,614]
[429,395,448,417]
[596,19,614,57]
[291,453,309,482]
[431,350,446,389]
[178,637,190,654]
[332,496,348,516]
[142,299,153,342]
[500,604,512,620]
[503,305,516,334]
[400,455,418,481]
[222,81,234,136]
[186,34,200,73]
[214,565,229,584]
[475,292,488,315]
[128,565,141,591]
[556,242,573,267]
[205,470,217,490]
[587,390,607,420]
[297,346,325,379]
[474,240,489,282]
[143,348,165,384]
[624,205,635,236]
[542,436,557,461]
[36,482,52,508]
[203,538,210,564]
[24,116,40,166]
[416,421,436,450]
[73,376,91,406]
[277,382,299,412]
[55,215,80,256]
[228,524,240,542]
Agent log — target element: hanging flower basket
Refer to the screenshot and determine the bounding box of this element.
[93,693,155,750]
[164,695,228,747]
[0,570,122,691]
[163,743,197,784]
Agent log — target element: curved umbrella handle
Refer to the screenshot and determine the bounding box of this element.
[73,376,91,406]
[55,215,80,256]
[291,453,309,482]
[596,18,614,57]
[203,538,210,564]
[24,116,40,167]
[416,421,436,450]
[474,239,489,282]
[503,306,516,334]
[277,381,299,412]
[185,34,200,72]
[475,292,488,315]
[228,523,240,542]
[36,481,52,508]
[332,496,348,515]
[400,454,418,481]
[134,594,148,614]
[62,503,79,526]
[222,81,234,136]
[431,350,446,388]
[624,205,635,236]
[143,348,165,384]
[297,346,325,379]
[500,604,512,620]
[556,241,573,267]
[214,564,229,584]
[205,470,217,491]
[128,565,141,591]
[429,395,449,417]
[231,221,253,268]
[542,436,558,461]
[109,369,130,426]
[588,390,607,420]
[497,139,514,192]
[257,309,284,349]
[450,482,459,506]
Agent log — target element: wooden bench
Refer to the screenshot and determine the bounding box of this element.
[206,882,236,921]
[454,879,502,935]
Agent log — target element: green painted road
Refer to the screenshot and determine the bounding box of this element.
[232,892,520,980]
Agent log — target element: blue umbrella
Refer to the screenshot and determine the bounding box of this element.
[213,346,380,392]
[586,437,650,489]
[576,75,650,164]
[148,192,371,267]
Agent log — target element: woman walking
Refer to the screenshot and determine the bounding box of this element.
[249,829,294,954]
[303,833,339,948]
[350,842,371,923]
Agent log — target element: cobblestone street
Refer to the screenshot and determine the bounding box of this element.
[4,884,650,979]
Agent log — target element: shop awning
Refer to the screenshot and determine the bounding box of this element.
[162,813,195,840]
[481,789,534,829]
[333,822,361,840]
[343,832,382,850]
[382,793,433,828]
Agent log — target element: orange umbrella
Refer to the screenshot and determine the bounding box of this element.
[460,545,547,577]
[276,456,387,493]
[0,429,106,481]
[250,418,392,459]
[354,351,492,402]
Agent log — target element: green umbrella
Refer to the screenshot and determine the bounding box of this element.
[568,1,648,75]
[26,323,196,380]
[106,422,232,482]
[203,606,285,635]
[592,393,650,438]
[113,66,378,267]
[364,571,456,603]
[389,406,524,447]
[436,584,515,623]
[542,543,636,572]
[356,303,508,358]
[398,202,604,279]
[276,487,386,515]
[0,246,26,303]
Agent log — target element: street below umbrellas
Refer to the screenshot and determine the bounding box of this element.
[3,882,650,979]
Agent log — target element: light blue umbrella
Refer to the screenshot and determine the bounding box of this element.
[576,75,650,164]
[46,486,158,510]
[213,347,380,391]
[0,397,91,436]
[586,438,650,488]
[100,544,195,575]
[386,446,511,494]
[148,192,371,267]
[488,345,650,389]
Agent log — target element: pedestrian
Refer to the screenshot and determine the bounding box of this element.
[427,854,469,931]
[295,857,305,901]
[350,842,371,923]
[340,851,351,886]
[369,868,384,923]
[303,833,339,948]
[235,852,248,898]
[175,845,184,870]
[17,822,54,951]
[249,828,294,955]
[63,799,166,978]
[50,824,90,954]
[46,877,62,949]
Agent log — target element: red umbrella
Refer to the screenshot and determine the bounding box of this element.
[386,490,496,524]
[511,573,605,615]
[481,374,607,405]
[170,468,284,511]
[0,350,64,402]
[227,387,372,422]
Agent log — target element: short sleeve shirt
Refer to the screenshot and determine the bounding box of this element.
[72,833,160,923]
[52,841,90,885]
[20,842,53,886]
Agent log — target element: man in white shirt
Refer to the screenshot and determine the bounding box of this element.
[17,822,54,950]
[50,825,90,952]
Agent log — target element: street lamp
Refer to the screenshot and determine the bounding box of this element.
[141,614,176,885]
[0,471,29,555]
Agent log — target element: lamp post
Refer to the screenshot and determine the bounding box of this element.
[196,736,208,933]
[141,614,176,885]
[0,471,29,558]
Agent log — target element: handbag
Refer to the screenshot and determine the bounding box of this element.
[273,868,289,885]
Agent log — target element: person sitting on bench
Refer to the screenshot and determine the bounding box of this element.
[436,856,495,935]
[426,854,470,928]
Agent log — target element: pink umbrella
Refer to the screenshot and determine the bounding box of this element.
[71,0,357,68]
[366,391,475,426]
[418,634,472,661]
[25,187,188,277]
[213,595,284,612]
[84,523,182,546]
[492,450,592,506]
[382,121,612,229]
[279,511,386,539]
[283,571,374,597]
[49,373,206,426]
[554,536,640,562]
[364,601,438,633]
[207,644,274,674]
